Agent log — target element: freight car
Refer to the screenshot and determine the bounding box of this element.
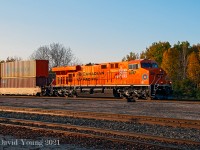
[51,59,173,101]
[0,60,49,95]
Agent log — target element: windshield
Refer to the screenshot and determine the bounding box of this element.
[141,63,152,68]
[152,63,158,68]
[141,63,158,68]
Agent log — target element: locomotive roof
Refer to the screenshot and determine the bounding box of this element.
[52,59,158,72]
[84,59,157,66]
[128,59,157,64]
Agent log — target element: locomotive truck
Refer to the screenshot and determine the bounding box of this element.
[0,59,173,101]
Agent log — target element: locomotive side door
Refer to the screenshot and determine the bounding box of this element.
[68,74,73,83]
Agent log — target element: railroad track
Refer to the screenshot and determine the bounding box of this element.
[1,95,200,104]
[0,95,121,101]
[1,106,200,129]
[0,106,200,149]
[0,124,173,150]
[0,117,198,149]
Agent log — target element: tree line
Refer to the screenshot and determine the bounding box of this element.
[123,41,200,100]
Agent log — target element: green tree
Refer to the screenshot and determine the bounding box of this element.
[122,52,139,61]
[140,51,146,59]
[199,46,200,60]
[173,79,197,99]
[191,44,200,60]
[142,41,171,66]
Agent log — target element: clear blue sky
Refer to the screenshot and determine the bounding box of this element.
[0,0,200,64]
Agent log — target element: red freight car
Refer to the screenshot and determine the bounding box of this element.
[51,59,173,101]
[0,60,48,95]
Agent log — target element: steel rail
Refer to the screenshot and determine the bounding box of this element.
[0,117,195,149]
[1,95,200,103]
[0,106,200,129]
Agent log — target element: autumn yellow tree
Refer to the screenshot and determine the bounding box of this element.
[187,52,200,88]
[161,48,179,80]
[191,44,200,53]
[172,41,191,80]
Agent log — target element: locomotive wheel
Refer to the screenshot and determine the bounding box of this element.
[64,94,69,98]
[127,97,136,102]
[54,91,59,97]
[57,89,64,97]
[113,89,120,98]
[71,90,77,98]
[146,97,152,100]
[72,94,77,98]
[36,92,42,96]
[89,88,94,94]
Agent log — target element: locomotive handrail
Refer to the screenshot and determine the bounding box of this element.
[150,74,156,86]
[154,76,162,91]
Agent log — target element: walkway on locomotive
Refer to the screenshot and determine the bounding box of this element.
[52,59,170,87]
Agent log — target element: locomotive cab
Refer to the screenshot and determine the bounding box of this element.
[127,59,173,100]
[140,60,172,99]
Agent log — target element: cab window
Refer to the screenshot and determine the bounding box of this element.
[128,64,138,69]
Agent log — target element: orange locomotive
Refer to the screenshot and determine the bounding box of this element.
[51,59,172,101]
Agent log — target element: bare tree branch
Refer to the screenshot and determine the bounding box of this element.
[30,43,80,69]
